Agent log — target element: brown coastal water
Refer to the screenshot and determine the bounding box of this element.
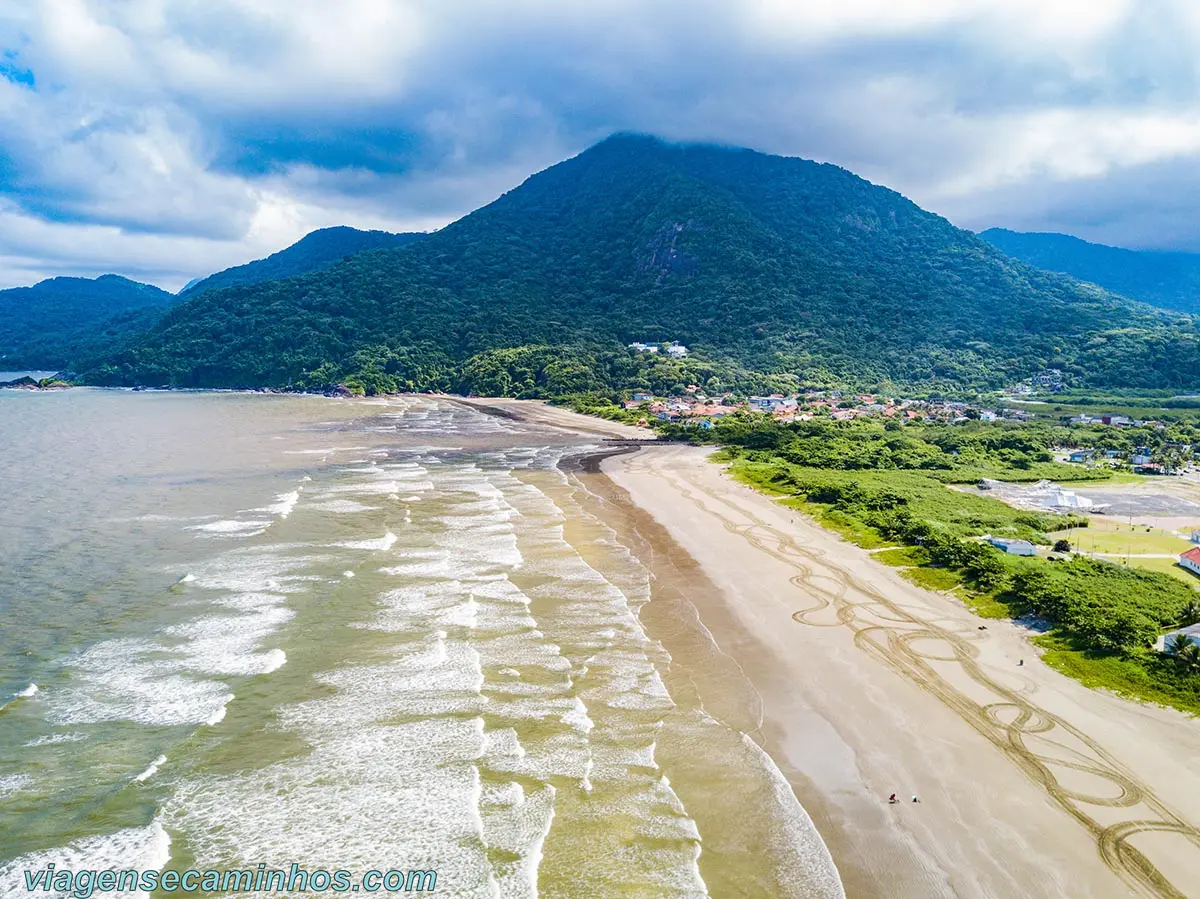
[0,390,842,898]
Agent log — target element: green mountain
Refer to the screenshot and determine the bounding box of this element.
[0,275,175,369]
[88,135,1200,392]
[979,228,1200,316]
[180,226,425,297]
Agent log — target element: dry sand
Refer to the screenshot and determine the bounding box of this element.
[597,445,1200,899]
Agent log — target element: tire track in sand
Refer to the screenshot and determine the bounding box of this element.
[647,454,1200,899]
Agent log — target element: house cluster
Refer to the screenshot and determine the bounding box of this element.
[628,341,689,358]
[1068,413,1166,429]
[1003,369,1065,397]
[621,389,1035,426]
[1065,444,1193,475]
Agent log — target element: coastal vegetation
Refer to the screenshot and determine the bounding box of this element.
[654,413,1200,714]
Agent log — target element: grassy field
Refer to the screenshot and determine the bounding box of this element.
[1036,634,1200,716]
[1047,518,1200,585]
[1050,526,1192,556]
[1091,554,1198,586]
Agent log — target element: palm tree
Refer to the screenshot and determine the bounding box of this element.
[1168,635,1200,673]
[1181,644,1200,673]
[1181,597,1200,627]
[1167,632,1191,654]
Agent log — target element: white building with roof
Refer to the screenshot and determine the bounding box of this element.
[1180,546,1200,576]
[986,537,1037,556]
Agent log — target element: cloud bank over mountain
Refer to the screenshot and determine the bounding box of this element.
[2,0,1199,289]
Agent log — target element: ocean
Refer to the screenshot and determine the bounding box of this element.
[0,390,841,898]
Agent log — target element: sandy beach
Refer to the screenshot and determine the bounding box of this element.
[593,444,1200,898]
[446,399,1200,897]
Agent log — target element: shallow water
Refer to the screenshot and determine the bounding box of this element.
[0,390,841,897]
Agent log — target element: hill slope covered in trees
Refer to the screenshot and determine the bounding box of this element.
[180,226,426,298]
[88,135,1200,393]
[0,275,176,369]
[980,228,1200,316]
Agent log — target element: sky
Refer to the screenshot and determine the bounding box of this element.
[2,0,1200,290]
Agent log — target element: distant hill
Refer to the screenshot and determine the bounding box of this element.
[180,226,426,297]
[979,228,1200,315]
[0,275,176,369]
[87,135,1200,392]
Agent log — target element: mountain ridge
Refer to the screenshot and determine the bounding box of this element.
[979,228,1200,315]
[82,134,1200,392]
[0,228,430,370]
[180,226,426,297]
[0,274,175,369]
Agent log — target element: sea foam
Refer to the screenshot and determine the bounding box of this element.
[0,820,171,899]
[134,755,167,783]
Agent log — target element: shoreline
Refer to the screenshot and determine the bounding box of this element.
[594,444,1200,898]
[416,398,1200,896]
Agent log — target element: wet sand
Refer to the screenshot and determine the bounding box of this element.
[441,396,653,440]
[597,445,1200,899]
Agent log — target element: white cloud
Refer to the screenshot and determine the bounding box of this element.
[4,0,1200,289]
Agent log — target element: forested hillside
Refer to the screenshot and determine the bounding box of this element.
[180,226,425,297]
[0,275,175,369]
[980,228,1200,315]
[86,135,1200,392]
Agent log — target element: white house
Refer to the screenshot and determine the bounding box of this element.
[1132,453,1153,466]
[1190,530,1200,544]
[1179,546,1200,576]
[986,537,1037,556]
[665,343,689,358]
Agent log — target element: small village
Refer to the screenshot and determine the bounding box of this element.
[621,386,1039,428]
[622,351,1185,471]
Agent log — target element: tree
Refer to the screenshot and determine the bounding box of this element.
[1053,538,1072,553]
[1167,635,1200,672]
[1180,597,1200,627]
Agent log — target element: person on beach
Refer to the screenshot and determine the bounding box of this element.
[888,793,898,804]
[912,795,920,803]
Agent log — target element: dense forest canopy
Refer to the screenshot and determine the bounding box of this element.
[0,275,175,369]
[980,228,1200,316]
[179,226,426,298]
[67,135,1200,391]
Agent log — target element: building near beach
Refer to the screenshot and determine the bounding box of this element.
[1178,546,1200,576]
